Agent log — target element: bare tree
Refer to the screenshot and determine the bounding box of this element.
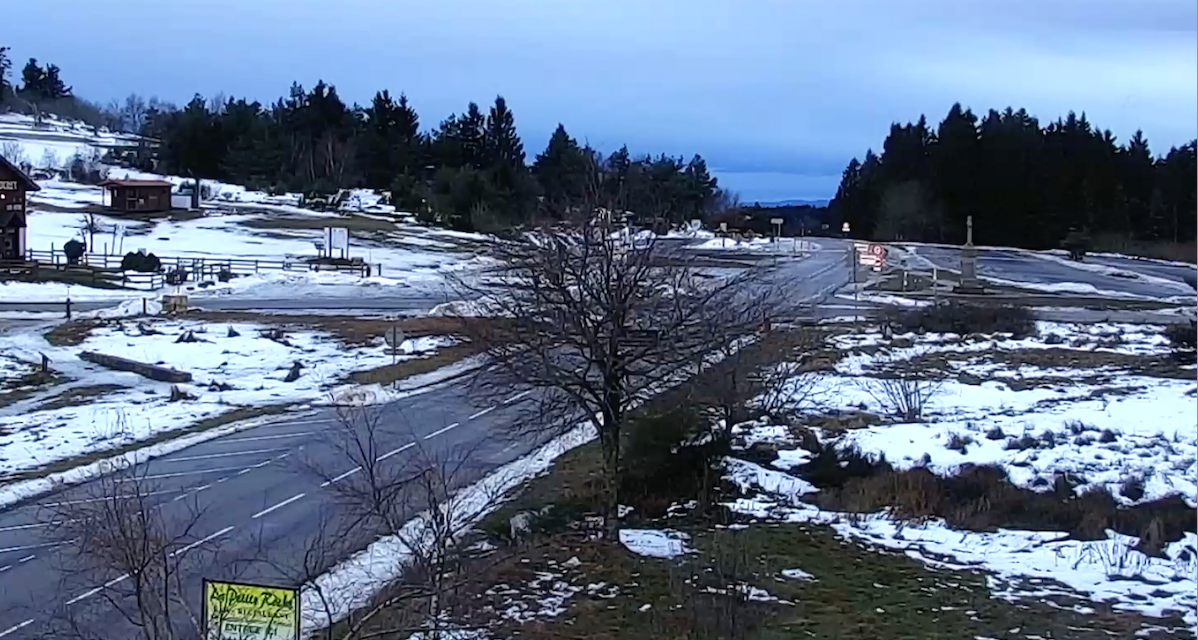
[77,212,101,252]
[121,94,148,133]
[449,174,785,536]
[293,402,510,640]
[37,462,229,640]
[856,352,943,422]
[39,148,59,172]
[692,325,825,434]
[0,140,25,166]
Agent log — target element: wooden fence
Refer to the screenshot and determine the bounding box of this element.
[26,248,374,281]
[0,259,164,290]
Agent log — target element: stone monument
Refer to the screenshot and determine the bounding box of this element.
[954,215,986,294]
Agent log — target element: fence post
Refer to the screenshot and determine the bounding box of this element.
[143,298,147,315]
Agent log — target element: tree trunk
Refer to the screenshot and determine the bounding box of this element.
[599,398,622,540]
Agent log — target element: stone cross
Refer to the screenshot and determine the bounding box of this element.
[966,215,974,246]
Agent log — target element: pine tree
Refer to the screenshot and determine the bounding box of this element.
[0,47,11,104]
[533,124,587,217]
[484,95,524,169]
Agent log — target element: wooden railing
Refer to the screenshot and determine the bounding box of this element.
[25,249,374,280]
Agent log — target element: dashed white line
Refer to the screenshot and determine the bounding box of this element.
[423,422,460,440]
[170,525,235,556]
[319,466,362,488]
[503,389,534,404]
[0,619,33,637]
[376,443,415,462]
[113,465,255,482]
[17,555,34,564]
[40,489,181,506]
[468,406,496,420]
[0,541,65,554]
[162,448,287,463]
[251,494,306,520]
[222,432,313,444]
[0,522,53,533]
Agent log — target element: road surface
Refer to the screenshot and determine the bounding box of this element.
[903,244,1196,300]
[0,247,856,638]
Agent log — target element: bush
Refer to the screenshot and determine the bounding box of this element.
[1165,321,1196,352]
[164,267,188,286]
[620,407,728,516]
[120,251,162,273]
[882,300,1036,338]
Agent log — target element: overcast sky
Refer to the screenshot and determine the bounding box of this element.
[6,0,1195,202]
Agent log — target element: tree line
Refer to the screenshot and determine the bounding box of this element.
[829,103,1197,250]
[0,48,729,233]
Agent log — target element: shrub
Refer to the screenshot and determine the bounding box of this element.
[1098,428,1118,443]
[984,425,1005,440]
[1165,322,1196,352]
[620,407,728,516]
[881,300,1036,338]
[120,251,161,273]
[945,432,973,453]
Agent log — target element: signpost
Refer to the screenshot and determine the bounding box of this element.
[841,221,850,235]
[770,218,784,242]
[203,579,300,640]
[324,227,350,259]
[384,324,407,365]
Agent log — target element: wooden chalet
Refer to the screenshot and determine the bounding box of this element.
[0,154,39,260]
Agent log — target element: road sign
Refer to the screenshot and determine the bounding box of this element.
[770,218,784,226]
[203,579,299,640]
[869,243,886,257]
[842,222,851,234]
[384,325,406,352]
[719,222,728,232]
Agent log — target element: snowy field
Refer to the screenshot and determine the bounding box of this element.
[0,316,454,477]
[722,319,1198,632]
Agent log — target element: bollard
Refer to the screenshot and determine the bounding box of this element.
[64,297,72,320]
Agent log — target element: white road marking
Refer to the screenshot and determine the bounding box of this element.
[170,525,235,556]
[63,526,235,607]
[468,406,496,420]
[503,390,534,404]
[0,541,64,554]
[17,555,34,564]
[423,422,460,440]
[113,465,257,482]
[319,466,362,488]
[162,448,287,463]
[221,432,313,444]
[251,494,306,520]
[376,443,415,462]
[40,489,182,506]
[0,619,33,637]
[0,522,54,533]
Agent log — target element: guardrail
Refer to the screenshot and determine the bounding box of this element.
[25,249,375,280]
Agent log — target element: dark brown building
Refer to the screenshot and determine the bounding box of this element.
[100,179,174,213]
[0,155,40,260]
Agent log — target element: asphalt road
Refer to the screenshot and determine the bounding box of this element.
[904,244,1196,300]
[0,372,547,638]
[0,247,856,638]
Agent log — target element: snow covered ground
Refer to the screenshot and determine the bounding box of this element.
[0,113,142,169]
[724,319,1197,632]
[9,194,494,303]
[0,317,454,477]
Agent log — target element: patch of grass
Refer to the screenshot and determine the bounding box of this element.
[187,311,482,346]
[239,213,398,233]
[34,383,126,411]
[881,300,1036,338]
[0,368,66,410]
[44,319,102,346]
[0,403,296,485]
[349,343,482,385]
[815,462,1196,545]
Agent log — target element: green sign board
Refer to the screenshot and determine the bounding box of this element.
[203,579,300,640]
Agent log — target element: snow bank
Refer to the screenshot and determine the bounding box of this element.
[300,421,598,634]
[0,319,454,477]
[619,529,695,559]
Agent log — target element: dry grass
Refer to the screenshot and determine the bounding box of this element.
[349,342,483,386]
[34,383,127,411]
[0,368,66,410]
[0,403,296,486]
[187,311,481,346]
[1090,234,1197,264]
[238,214,398,233]
[44,319,102,346]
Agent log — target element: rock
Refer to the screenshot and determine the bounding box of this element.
[956,372,983,386]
